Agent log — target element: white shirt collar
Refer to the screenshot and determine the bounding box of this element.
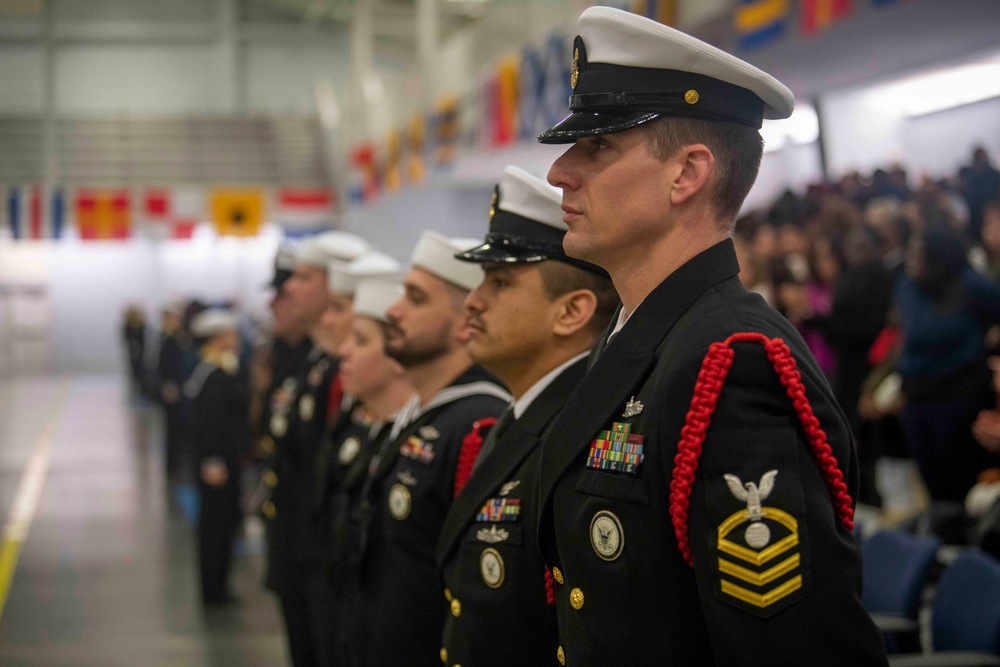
[607,306,630,342]
[512,351,589,419]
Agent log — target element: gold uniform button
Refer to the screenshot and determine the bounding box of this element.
[570,587,584,610]
[685,89,699,104]
[440,647,447,664]
[444,588,452,601]
[263,500,276,519]
[260,435,276,454]
[263,470,278,487]
[450,598,461,617]
[552,567,564,585]
[557,645,566,665]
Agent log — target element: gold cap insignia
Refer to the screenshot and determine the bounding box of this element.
[489,186,498,224]
[685,89,700,105]
[571,48,579,90]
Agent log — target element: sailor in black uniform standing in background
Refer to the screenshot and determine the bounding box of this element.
[186,308,249,605]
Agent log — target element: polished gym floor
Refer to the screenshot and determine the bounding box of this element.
[0,375,288,667]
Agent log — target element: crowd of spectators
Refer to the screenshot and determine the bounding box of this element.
[732,146,1000,527]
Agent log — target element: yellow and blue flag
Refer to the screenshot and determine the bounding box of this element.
[735,0,789,51]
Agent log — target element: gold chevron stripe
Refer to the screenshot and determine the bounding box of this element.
[717,507,799,566]
[719,553,800,586]
[721,575,803,608]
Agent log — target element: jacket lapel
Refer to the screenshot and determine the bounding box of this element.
[537,239,742,516]
[436,359,588,567]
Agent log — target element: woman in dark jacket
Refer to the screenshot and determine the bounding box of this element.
[895,224,1000,500]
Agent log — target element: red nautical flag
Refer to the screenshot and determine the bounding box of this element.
[800,0,853,35]
[76,189,131,240]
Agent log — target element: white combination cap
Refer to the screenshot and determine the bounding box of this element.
[190,309,238,338]
[539,6,794,143]
[353,279,404,323]
[297,231,370,269]
[409,230,483,292]
[329,250,404,295]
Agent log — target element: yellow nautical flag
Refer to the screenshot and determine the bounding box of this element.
[211,188,264,237]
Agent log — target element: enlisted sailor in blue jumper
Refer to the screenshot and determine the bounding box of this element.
[436,165,617,667]
[535,7,888,666]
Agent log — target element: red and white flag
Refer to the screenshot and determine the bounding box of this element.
[143,188,202,240]
[275,188,336,236]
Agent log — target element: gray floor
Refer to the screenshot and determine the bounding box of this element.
[0,374,289,667]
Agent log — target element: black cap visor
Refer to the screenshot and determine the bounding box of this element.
[538,110,661,144]
[456,234,609,278]
[456,235,557,264]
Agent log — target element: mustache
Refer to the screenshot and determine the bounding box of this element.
[386,322,404,338]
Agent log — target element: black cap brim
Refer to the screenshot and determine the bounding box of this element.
[455,240,551,265]
[455,237,610,278]
[538,110,662,144]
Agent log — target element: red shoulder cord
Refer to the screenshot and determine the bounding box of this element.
[668,332,855,568]
[452,417,497,499]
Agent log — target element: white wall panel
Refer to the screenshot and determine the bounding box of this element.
[54,45,230,114]
[901,96,1000,181]
[245,43,348,114]
[0,45,45,113]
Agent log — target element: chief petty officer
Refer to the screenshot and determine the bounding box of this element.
[533,7,888,665]
[436,165,617,667]
[336,231,510,667]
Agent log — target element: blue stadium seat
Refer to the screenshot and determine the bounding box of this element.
[862,529,941,639]
[890,549,1000,666]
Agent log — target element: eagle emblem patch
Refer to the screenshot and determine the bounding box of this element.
[716,470,806,617]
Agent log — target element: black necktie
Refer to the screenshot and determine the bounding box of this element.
[472,406,514,472]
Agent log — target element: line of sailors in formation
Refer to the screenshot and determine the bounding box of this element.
[184,7,890,665]
[187,165,617,666]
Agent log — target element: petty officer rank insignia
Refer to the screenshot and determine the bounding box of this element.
[399,435,435,464]
[714,469,807,617]
[586,422,644,475]
[669,333,857,618]
[476,498,520,523]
